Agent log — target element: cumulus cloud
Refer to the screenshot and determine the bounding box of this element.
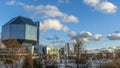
[93,34,102,40]
[11,2,78,23]
[68,31,77,39]
[83,0,118,14]
[68,31,102,41]
[79,38,89,44]
[68,31,92,40]
[98,1,117,14]
[83,0,100,7]
[40,19,69,32]
[63,26,69,32]
[62,15,79,23]
[5,1,79,32]
[79,31,92,38]
[22,4,64,18]
[69,31,102,45]
[107,32,120,40]
[73,38,90,45]
[5,0,16,5]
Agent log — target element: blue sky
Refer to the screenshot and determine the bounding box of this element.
[1,0,120,49]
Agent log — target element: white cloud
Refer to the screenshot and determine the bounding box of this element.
[68,31,102,41]
[83,0,100,6]
[63,26,69,32]
[83,0,118,14]
[5,1,79,23]
[68,31,92,40]
[62,15,79,23]
[4,1,80,32]
[79,31,92,38]
[5,1,73,32]
[68,31,77,39]
[107,33,120,40]
[23,5,63,17]
[5,0,16,5]
[40,19,69,32]
[17,3,79,23]
[79,38,89,44]
[73,37,89,45]
[98,1,117,14]
[93,34,102,40]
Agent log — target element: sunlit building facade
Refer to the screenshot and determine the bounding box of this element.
[2,16,38,54]
[41,45,61,60]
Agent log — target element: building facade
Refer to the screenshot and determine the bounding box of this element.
[64,42,78,58]
[40,45,61,60]
[2,16,38,55]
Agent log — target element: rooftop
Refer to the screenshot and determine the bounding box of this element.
[3,16,36,26]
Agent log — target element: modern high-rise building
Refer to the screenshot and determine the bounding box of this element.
[1,16,38,54]
[64,43,71,58]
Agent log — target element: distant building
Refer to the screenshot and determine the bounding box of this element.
[60,48,64,57]
[87,49,101,54]
[2,16,38,55]
[64,41,87,58]
[64,43,71,58]
[40,45,61,60]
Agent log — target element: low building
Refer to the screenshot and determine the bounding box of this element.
[40,45,61,60]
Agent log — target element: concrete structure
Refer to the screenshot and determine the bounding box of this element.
[2,16,38,55]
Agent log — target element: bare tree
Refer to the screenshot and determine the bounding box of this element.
[74,39,87,68]
[22,53,33,68]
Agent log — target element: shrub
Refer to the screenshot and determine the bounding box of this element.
[114,59,120,68]
[102,62,119,68]
[33,59,42,68]
[4,59,13,64]
[22,55,33,68]
[76,58,86,64]
[46,65,57,68]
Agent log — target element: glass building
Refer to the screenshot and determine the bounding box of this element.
[2,16,38,54]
